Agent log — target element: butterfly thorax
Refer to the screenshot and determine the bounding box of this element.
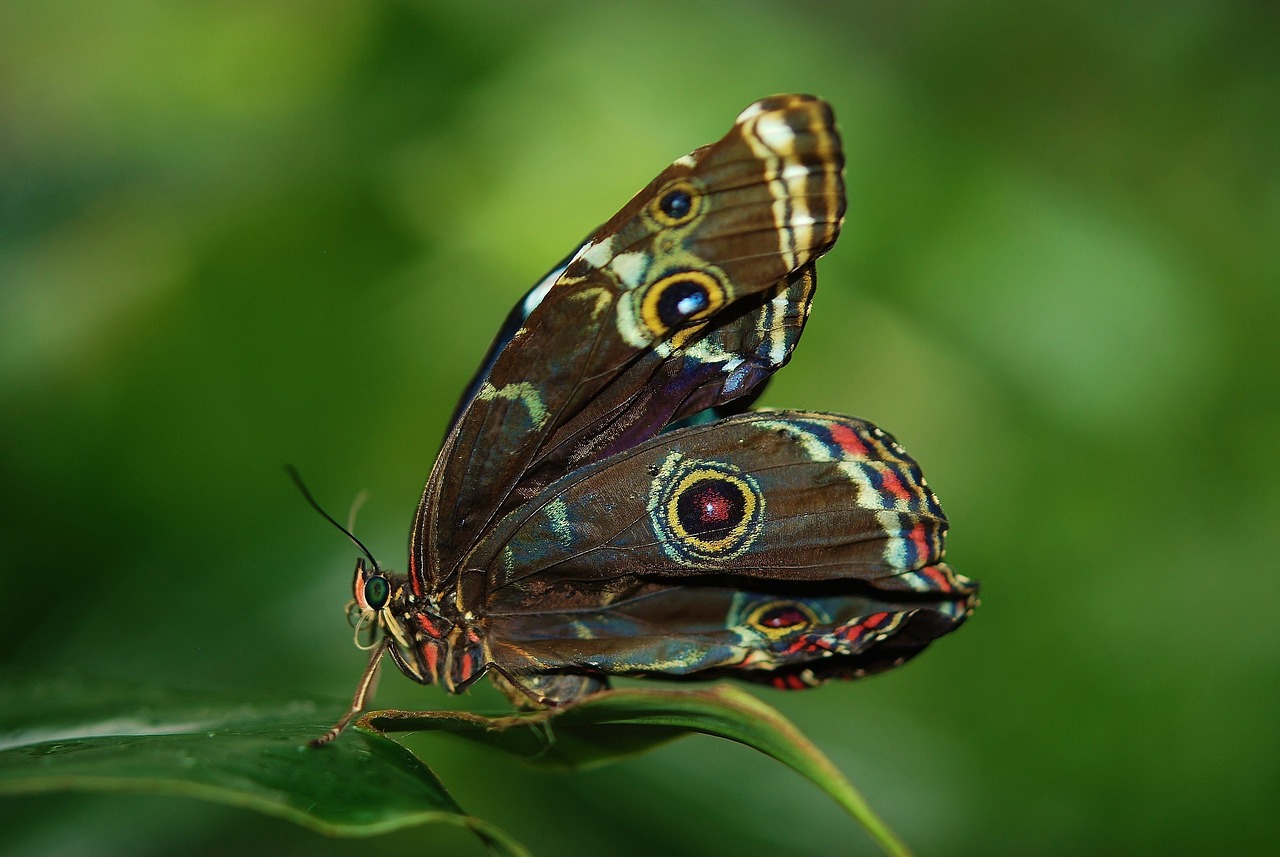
[350,557,490,693]
[389,593,490,693]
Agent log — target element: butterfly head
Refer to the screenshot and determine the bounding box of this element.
[346,557,413,654]
[346,557,462,689]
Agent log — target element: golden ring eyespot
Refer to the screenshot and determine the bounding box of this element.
[650,180,701,226]
[647,455,765,566]
[640,270,725,337]
[667,471,755,549]
[746,601,819,639]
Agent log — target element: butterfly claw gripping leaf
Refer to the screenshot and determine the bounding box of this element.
[316,95,977,743]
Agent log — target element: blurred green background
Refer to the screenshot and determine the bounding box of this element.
[2,1,1277,855]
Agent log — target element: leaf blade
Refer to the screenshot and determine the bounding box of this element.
[0,679,529,856]
[364,685,914,857]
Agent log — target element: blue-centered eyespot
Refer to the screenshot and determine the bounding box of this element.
[363,575,390,610]
[660,189,692,219]
[650,180,701,226]
[640,270,725,337]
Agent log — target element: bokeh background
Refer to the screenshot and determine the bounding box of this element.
[2,2,1277,855]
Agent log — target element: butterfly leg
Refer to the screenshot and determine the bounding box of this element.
[310,637,387,747]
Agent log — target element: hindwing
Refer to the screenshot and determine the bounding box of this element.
[464,412,975,703]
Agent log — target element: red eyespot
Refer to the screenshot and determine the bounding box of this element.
[649,455,765,565]
[759,605,810,630]
[676,479,745,535]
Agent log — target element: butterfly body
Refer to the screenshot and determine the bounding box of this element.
[330,95,976,727]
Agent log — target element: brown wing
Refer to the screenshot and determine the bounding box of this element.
[411,95,845,593]
[467,411,975,703]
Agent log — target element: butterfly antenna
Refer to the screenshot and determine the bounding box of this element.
[285,465,381,570]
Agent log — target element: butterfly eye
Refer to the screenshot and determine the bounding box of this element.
[363,575,390,611]
[641,270,725,337]
[650,180,701,226]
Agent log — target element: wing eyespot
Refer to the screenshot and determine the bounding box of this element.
[746,601,819,640]
[647,453,765,565]
[649,180,702,226]
[640,270,726,338]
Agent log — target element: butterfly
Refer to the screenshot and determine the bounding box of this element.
[312,94,978,744]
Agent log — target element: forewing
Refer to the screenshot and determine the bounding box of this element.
[516,263,819,504]
[445,236,588,433]
[413,95,845,590]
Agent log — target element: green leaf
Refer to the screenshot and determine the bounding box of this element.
[0,678,528,857]
[363,685,914,857]
[2,680,913,856]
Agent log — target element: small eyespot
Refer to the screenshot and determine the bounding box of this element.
[363,575,390,610]
[675,478,749,538]
[759,605,810,630]
[746,600,819,640]
[660,189,692,220]
[650,180,701,226]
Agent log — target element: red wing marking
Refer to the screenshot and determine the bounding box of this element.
[829,422,870,457]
